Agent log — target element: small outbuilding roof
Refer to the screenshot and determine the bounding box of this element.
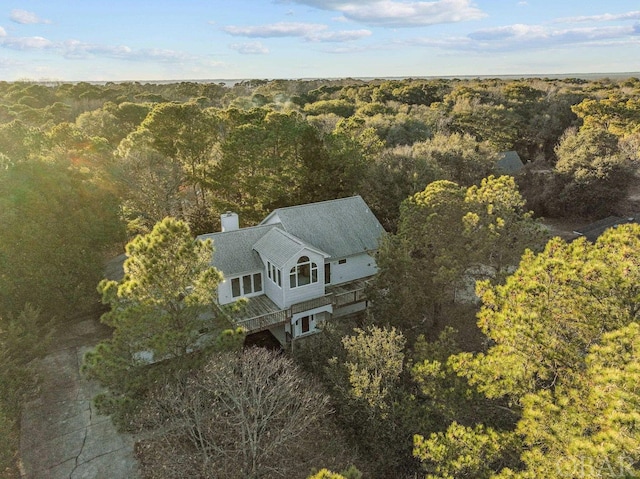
[497,151,525,175]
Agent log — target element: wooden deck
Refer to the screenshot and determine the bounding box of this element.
[327,278,370,308]
[227,277,372,333]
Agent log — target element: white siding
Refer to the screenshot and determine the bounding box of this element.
[217,270,265,305]
[263,262,285,309]
[327,252,377,285]
[291,309,331,338]
[217,279,234,305]
[282,249,326,308]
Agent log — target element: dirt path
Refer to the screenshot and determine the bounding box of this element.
[19,317,139,479]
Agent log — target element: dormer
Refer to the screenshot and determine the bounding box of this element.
[253,228,329,309]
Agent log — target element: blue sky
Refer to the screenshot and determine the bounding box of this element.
[1,1,639,81]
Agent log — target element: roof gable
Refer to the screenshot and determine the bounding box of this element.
[260,196,384,258]
[253,228,328,267]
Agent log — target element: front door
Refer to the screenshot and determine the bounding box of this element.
[293,314,315,337]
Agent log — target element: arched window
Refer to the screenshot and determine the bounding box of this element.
[289,255,318,288]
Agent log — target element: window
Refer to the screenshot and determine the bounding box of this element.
[289,256,318,288]
[324,263,331,284]
[231,278,241,297]
[338,258,347,265]
[253,273,262,292]
[230,272,263,298]
[267,261,282,288]
[242,275,252,294]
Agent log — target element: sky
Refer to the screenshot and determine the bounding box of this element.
[0,0,639,82]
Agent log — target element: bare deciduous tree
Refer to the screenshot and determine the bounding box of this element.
[139,347,352,479]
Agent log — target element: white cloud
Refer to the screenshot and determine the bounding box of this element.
[469,24,637,46]
[0,35,54,50]
[408,21,640,53]
[557,11,640,24]
[290,0,486,27]
[320,44,371,53]
[224,22,327,38]
[468,23,546,41]
[10,9,52,25]
[223,21,371,43]
[229,41,269,54]
[308,29,372,42]
[0,32,196,64]
[0,27,6,37]
[61,40,195,63]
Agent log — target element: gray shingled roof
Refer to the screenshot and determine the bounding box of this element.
[253,227,328,267]
[106,197,385,283]
[497,151,524,175]
[198,224,277,276]
[260,196,384,258]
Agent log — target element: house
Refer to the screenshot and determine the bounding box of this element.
[198,196,384,346]
[497,151,525,175]
[572,215,638,242]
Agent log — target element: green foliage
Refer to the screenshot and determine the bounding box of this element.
[0,120,44,162]
[414,422,520,479]
[359,144,441,231]
[550,126,633,216]
[463,175,546,281]
[315,324,429,477]
[512,323,640,478]
[412,327,480,424]
[0,158,124,318]
[83,217,238,421]
[370,176,544,336]
[455,224,640,400]
[0,77,639,478]
[308,466,362,479]
[572,95,640,136]
[0,402,17,476]
[423,224,640,479]
[0,305,53,414]
[342,326,405,411]
[304,99,356,117]
[0,305,54,476]
[412,132,498,186]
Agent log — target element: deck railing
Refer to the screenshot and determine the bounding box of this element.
[234,286,367,333]
[333,287,367,308]
[235,309,288,333]
[290,295,333,315]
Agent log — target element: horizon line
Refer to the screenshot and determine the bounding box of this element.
[11,71,640,86]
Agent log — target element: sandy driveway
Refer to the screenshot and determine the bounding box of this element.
[19,317,139,479]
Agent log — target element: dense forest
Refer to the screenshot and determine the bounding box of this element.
[1,76,640,478]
